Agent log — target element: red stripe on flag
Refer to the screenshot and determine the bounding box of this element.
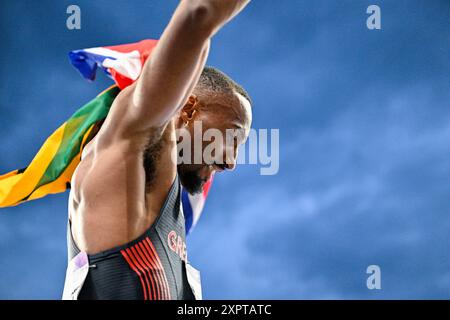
[203,174,214,198]
[104,39,159,89]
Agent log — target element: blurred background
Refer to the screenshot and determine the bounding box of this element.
[0,0,449,299]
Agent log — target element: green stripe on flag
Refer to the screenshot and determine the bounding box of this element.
[36,86,120,188]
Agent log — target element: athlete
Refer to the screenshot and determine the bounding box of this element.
[65,0,252,300]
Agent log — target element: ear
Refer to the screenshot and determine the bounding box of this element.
[180,95,200,125]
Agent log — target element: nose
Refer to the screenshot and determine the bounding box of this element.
[224,159,236,171]
[223,148,237,171]
[212,145,238,173]
[212,154,236,172]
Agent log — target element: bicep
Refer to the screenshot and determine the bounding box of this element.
[98,1,218,143]
[131,41,210,130]
[105,41,208,147]
[93,86,167,149]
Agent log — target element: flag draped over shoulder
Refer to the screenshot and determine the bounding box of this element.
[0,86,119,207]
[0,39,211,235]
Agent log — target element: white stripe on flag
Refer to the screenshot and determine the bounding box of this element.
[84,47,142,80]
[188,193,206,228]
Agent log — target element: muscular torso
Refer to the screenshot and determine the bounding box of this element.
[68,86,178,255]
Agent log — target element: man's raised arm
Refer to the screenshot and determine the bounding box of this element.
[118,0,250,137]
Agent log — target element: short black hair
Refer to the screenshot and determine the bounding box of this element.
[197,66,252,105]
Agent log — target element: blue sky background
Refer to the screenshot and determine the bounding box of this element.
[0,0,449,299]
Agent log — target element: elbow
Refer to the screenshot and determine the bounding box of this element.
[189,1,211,20]
[183,1,223,37]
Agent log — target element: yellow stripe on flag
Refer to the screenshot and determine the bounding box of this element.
[27,123,96,202]
[0,122,67,207]
[27,152,80,201]
[0,169,20,180]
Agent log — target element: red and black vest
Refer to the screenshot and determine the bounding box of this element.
[66,175,197,300]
